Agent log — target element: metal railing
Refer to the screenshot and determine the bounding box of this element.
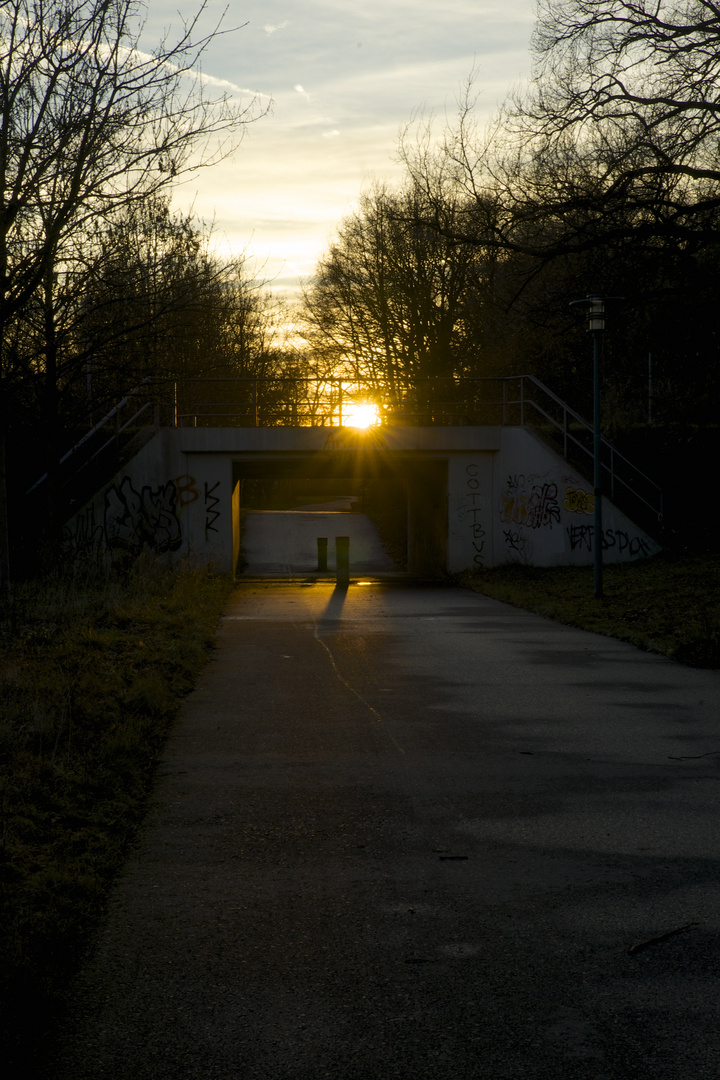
[26,373,663,530]
[25,379,159,499]
[495,376,663,527]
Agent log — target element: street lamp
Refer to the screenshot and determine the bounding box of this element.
[569,293,623,599]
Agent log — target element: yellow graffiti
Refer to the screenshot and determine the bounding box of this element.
[501,489,528,524]
[564,487,594,515]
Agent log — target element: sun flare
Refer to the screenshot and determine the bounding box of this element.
[342,402,380,429]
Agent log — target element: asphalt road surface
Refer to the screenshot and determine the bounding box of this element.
[49,582,720,1080]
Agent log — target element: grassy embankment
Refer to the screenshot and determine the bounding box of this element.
[0,560,234,1070]
[461,551,720,669]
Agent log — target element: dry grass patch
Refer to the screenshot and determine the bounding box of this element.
[0,560,233,1071]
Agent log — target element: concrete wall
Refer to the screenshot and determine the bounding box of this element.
[63,432,237,571]
[63,425,659,574]
[406,460,448,576]
[445,427,658,572]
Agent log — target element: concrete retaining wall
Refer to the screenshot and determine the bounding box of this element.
[63,431,235,571]
[446,428,659,572]
[63,425,659,574]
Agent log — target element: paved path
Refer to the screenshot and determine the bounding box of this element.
[50,583,720,1080]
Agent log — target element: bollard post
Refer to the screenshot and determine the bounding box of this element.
[335,536,349,588]
[317,537,328,572]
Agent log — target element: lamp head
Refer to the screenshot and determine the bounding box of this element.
[569,293,624,332]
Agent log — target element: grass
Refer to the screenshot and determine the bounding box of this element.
[461,551,720,669]
[0,558,234,1072]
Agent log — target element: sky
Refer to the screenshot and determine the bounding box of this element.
[155,1,537,293]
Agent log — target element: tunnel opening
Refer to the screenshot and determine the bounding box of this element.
[231,450,448,580]
[232,456,409,578]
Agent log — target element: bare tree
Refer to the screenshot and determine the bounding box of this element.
[301,177,490,414]
[530,0,720,187]
[397,11,720,423]
[0,0,264,597]
[454,2,720,258]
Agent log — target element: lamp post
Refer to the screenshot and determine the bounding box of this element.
[570,294,623,599]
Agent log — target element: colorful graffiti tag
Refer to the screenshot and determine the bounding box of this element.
[175,473,201,506]
[563,487,594,515]
[501,474,561,531]
[499,470,652,561]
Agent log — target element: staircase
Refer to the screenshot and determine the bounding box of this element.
[25,382,161,524]
[495,376,663,536]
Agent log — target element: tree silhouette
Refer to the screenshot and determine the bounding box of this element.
[0,0,264,597]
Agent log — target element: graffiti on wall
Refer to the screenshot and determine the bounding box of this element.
[65,472,225,560]
[566,524,651,558]
[563,486,594,515]
[204,481,221,539]
[173,473,222,541]
[461,463,488,566]
[104,476,182,554]
[65,503,105,564]
[499,470,652,561]
[501,474,561,531]
[175,473,201,506]
[503,527,527,553]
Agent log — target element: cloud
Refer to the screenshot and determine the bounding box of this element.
[102,43,266,101]
[170,0,536,294]
[194,72,259,97]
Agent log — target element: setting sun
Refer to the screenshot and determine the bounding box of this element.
[342,402,380,428]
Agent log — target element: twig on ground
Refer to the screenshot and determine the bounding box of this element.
[627,922,699,956]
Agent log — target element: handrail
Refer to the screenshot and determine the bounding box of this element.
[25,379,157,496]
[70,401,157,483]
[500,376,663,522]
[26,372,663,526]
